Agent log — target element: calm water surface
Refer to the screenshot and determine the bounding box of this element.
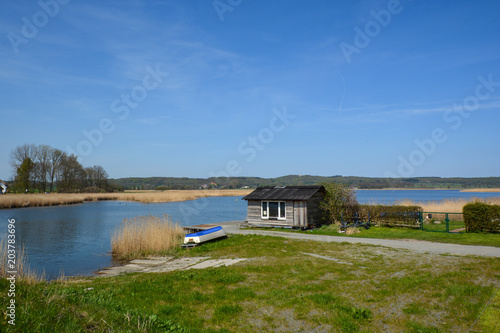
[1,190,499,278]
[0,196,247,279]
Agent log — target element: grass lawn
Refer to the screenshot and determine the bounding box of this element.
[1,234,499,332]
[281,224,500,248]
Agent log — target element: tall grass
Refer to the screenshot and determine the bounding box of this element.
[111,214,185,260]
[0,189,252,209]
[0,238,44,284]
[396,197,500,213]
[461,188,500,192]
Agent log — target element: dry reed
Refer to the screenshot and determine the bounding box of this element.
[346,227,361,235]
[395,197,500,213]
[111,214,185,260]
[0,189,252,209]
[460,188,500,192]
[0,238,45,284]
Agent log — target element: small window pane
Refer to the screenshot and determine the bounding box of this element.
[280,202,286,218]
[269,202,279,218]
[262,202,267,217]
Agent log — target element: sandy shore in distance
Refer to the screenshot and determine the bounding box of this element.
[356,188,453,190]
[460,188,500,192]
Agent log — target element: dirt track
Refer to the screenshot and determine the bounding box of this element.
[219,221,500,258]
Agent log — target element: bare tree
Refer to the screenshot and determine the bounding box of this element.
[82,165,109,191]
[10,143,37,168]
[92,165,109,190]
[35,144,51,192]
[58,154,86,192]
[10,143,37,180]
[48,149,65,192]
[83,167,93,188]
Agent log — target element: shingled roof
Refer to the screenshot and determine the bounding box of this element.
[242,185,325,201]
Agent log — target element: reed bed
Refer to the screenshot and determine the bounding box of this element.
[119,189,251,204]
[396,197,500,213]
[111,214,185,260]
[460,188,500,192]
[0,193,120,209]
[0,238,45,284]
[0,189,252,209]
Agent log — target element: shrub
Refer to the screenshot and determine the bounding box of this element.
[463,202,500,233]
[320,183,359,223]
[360,205,422,227]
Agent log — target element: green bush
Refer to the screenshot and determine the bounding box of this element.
[320,182,359,223]
[463,202,500,233]
[359,205,422,227]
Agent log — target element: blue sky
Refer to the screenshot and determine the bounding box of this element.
[1,0,500,179]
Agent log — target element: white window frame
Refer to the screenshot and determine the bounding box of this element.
[261,201,286,220]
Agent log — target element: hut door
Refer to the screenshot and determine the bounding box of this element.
[293,201,307,227]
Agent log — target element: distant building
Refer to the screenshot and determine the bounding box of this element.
[0,180,8,194]
[242,185,326,228]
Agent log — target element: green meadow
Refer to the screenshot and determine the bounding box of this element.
[1,234,499,332]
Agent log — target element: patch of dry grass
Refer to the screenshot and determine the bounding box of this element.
[345,227,360,235]
[0,189,252,209]
[111,214,185,260]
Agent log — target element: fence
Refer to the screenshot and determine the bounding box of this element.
[418,212,465,233]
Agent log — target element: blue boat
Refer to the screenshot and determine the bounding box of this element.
[183,226,227,246]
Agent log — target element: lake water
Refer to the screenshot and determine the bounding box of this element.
[1,190,499,279]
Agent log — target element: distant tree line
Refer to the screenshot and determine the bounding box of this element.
[9,143,119,193]
[110,175,500,191]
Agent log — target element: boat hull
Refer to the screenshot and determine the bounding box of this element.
[183,226,227,244]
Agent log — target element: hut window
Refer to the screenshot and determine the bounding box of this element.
[261,201,286,220]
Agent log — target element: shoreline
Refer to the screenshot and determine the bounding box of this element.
[0,189,252,210]
[358,188,468,191]
[459,188,500,193]
[2,188,500,210]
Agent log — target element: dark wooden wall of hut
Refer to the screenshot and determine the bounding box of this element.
[306,192,325,227]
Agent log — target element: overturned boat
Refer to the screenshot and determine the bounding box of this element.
[181,226,227,248]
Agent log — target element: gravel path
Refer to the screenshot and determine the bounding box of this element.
[217,221,500,258]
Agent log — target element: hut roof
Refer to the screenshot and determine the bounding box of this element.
[242,185,325,201]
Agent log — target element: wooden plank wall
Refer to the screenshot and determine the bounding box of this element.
[306,192,325,227]
[246,200,261,224]
[246,200,294,226]
[293,201,307,227]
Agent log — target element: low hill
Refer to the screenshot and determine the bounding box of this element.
[110,175,500,190]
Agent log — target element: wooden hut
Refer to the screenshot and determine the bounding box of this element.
[242,185,326,228]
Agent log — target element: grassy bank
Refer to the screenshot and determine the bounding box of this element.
[1,235,499,332]
[0,189,252,209]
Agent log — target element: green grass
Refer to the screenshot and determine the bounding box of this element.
[1,234,499,332]
[480,286,500,332]
[280,223,500,247]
